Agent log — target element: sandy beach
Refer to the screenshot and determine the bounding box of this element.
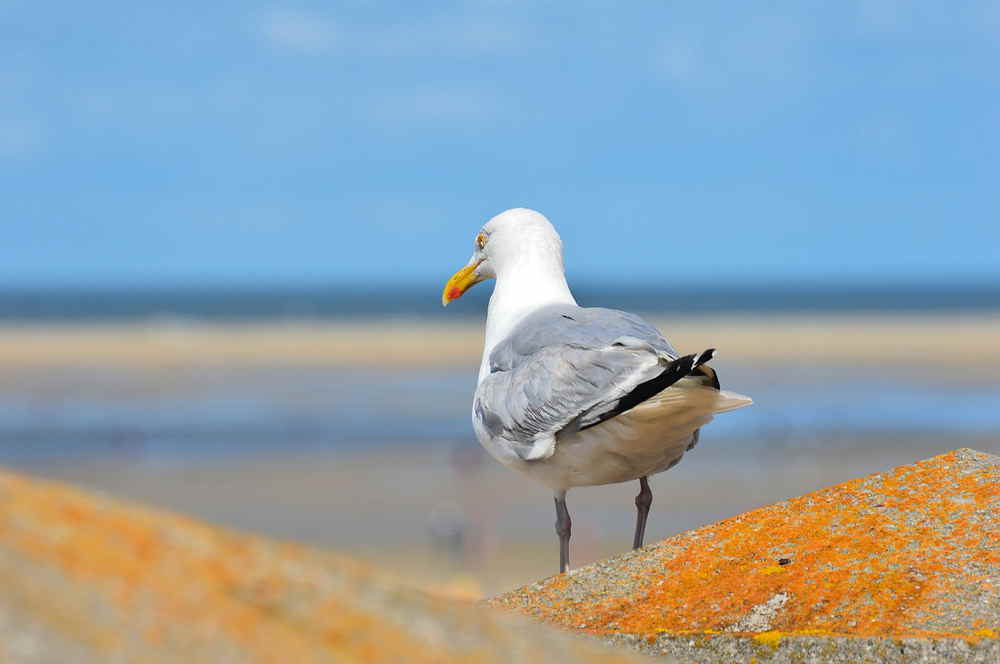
[0,313,996,371]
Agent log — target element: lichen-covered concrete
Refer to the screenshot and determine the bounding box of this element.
[1,448,994,663]
[0,466,655,663]
[491,448,999,662]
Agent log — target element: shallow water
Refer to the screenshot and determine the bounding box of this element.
[0,363,996,466]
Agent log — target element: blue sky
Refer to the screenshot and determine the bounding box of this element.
[2,1,998,287]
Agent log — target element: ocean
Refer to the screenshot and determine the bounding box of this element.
[0,282,998,322]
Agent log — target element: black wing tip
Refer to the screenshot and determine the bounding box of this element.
[675,348,714,375]
[577,347,721,433]
[694,348,716,367]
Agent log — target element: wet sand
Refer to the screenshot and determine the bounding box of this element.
[22,434,997,596]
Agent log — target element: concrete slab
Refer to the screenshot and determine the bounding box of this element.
[491,449,999,663]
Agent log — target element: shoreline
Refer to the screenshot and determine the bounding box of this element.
[0,312,995,369]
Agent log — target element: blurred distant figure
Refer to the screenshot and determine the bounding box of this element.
[427,503,467,562]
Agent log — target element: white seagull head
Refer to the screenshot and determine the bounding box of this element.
[442,208,566,306]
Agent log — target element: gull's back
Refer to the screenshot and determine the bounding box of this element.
[487,305,678,373]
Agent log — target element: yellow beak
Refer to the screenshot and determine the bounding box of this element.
[441,261,482,306]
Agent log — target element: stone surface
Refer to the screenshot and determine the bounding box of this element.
[0,467,655,663]
[491,449,1000,662]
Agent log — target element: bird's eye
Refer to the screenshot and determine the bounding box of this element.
[476,233,487,250]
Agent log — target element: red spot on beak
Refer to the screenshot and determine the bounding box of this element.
[447,287,463,301]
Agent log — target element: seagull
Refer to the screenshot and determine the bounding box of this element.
[442,208,752,573]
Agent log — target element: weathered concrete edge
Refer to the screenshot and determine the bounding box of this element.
[605,631,1000,664]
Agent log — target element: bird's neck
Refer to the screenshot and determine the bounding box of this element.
[479,256,576,382]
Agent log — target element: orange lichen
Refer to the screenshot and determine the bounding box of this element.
[492,450,1000,642]
[0,468,646,663]
[752,631,783,649]
[969,628,997,641]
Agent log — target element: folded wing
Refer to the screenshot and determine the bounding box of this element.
[474,305,712,462]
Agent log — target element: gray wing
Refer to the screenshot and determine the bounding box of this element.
[488,305,677,370]
[474,305,691,462]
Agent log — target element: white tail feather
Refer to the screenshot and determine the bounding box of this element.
[712,389,753,413]
[634,383,752,421]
